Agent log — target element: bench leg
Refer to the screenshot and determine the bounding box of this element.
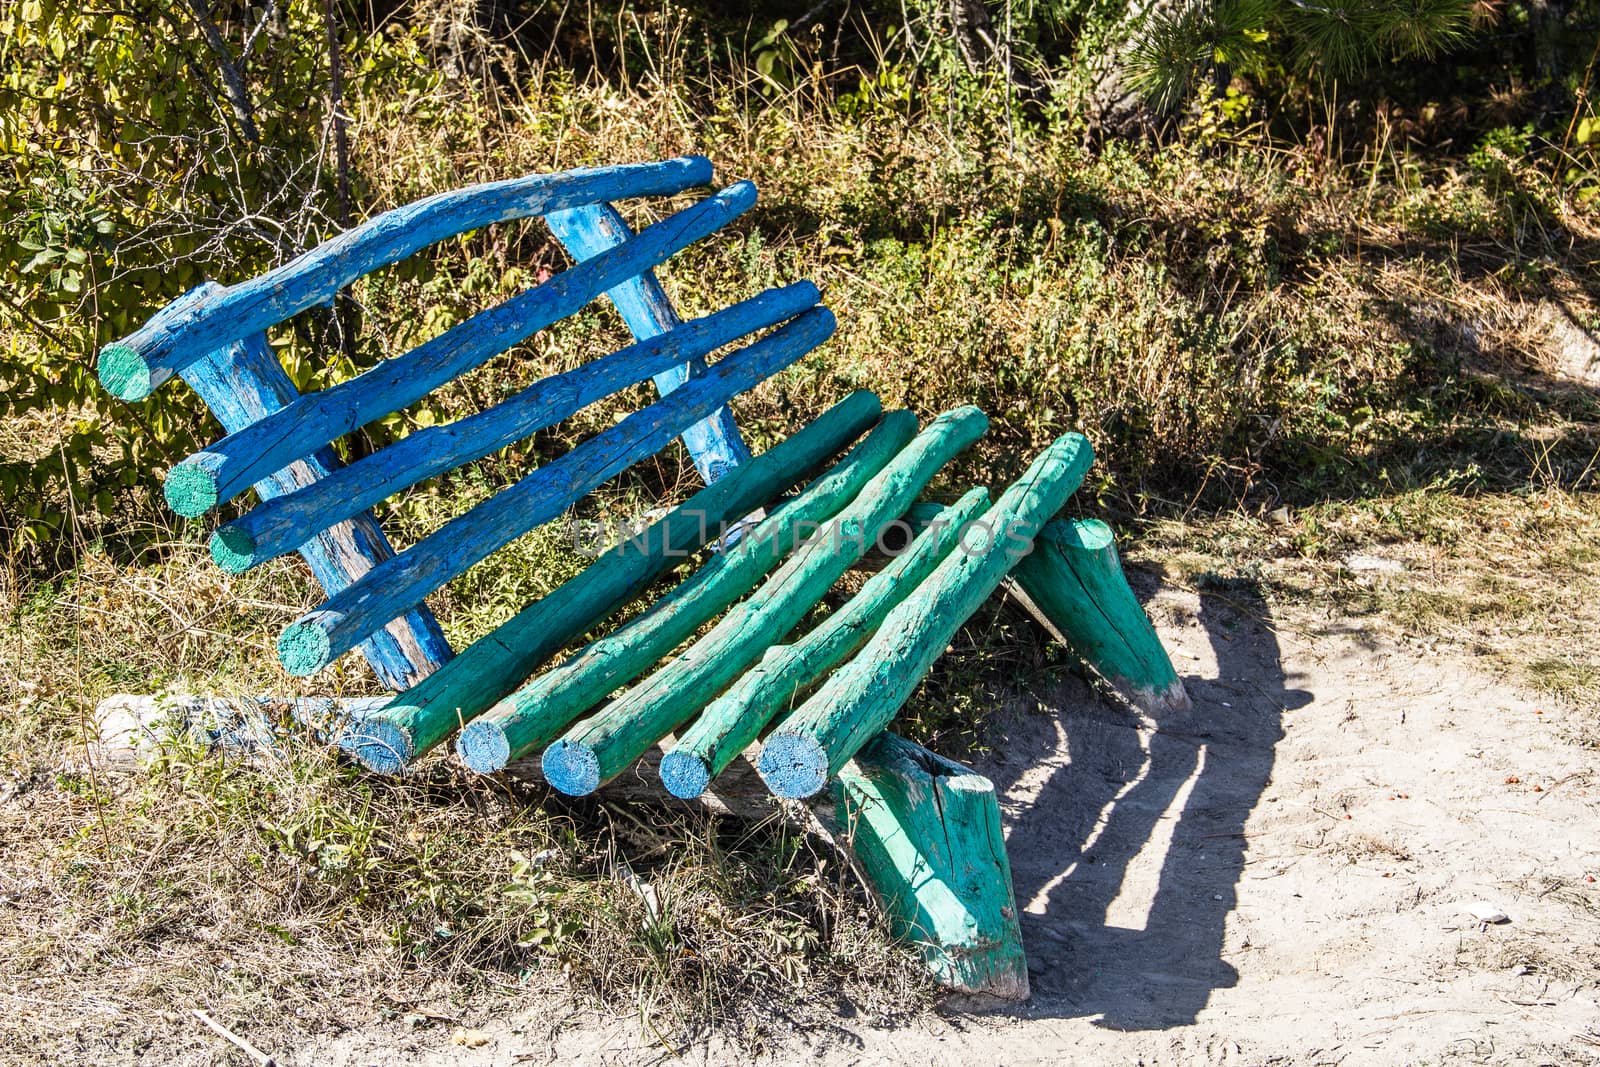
[1010,517,1191,717]
[826,733,1029,1000]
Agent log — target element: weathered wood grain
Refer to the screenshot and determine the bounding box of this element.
[453,410,923,775]
[172,289,451,690]
[540,406,990,797]
[758,432,1095,797]
[344,390,883,772]
[209,282,819,572]
[98,157,714,401]
[545,203,750,485]
[163,182,759,518]
[1009,517,1191,716]
[825,733,1029,999]
[661,486,994,798]
[277,305,836,680]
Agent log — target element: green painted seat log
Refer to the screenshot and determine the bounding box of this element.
[540,406,990,796]
[824,733,1029,1000]
[346,390,883,773]
[659,486,994,799]
[453,409,922,774]
[757,432,1096,798]
[1010,518,1192,716]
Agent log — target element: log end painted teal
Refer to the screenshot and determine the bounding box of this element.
[542,739,600,795]
[209,524,259,573]
[658,750,711,799]
[456,719,511,774]
[164,458,221,518]
[97,342,154,401]
[1058,516,1114,553]
[757,733,829,798]
[347,719,415,774]
[278,617,334,676]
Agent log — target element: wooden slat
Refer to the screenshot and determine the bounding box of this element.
[540,406,990,797]
[546,203,750,485]
[453,411,922,775]
[661,486,993,798]
[209,281,820,573]
[162,182,760,518]
[276,306,837,679]
[758,432,1096,797]
[171,289,452,690]
[98,157,715,400]
[344,390,884,772]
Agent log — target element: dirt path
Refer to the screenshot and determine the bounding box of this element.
[319,586,1600,1066]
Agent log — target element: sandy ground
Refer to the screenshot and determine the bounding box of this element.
[305,581,1600,1066]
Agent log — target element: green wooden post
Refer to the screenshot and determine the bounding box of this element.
[825,733,1029,1000]
[540,407,990,796]
[758,432,1095,798]
[1010,518,1191,716]
[346,391,883,772]
[660,486,993,797]
[452,410,922,773]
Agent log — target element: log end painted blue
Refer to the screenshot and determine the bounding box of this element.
[542,739,601,795]
[658,750,711,799]
[456,719,511,774]
[347,719,415,774]
[756,733,830,798]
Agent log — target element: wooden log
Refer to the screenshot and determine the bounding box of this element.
[172,288,451,690]
[1008,518,1191,716]
[758,432,1095,798]
[208,282,819,572]
[451,410,923,776]
[661,486,994,798]
[97,157,714,401]
[538,407,990,797]
[277,305,835,679]
[824,732,1029,1000]
[163,182,759,518]
[344,390,882,772]
[546,203,750,486]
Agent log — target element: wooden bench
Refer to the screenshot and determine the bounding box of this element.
[98,156,1188,999]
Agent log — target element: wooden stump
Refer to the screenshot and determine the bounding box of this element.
[1010,517,1191,716]
[823,733,1029,1000]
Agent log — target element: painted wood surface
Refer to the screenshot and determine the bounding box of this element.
[98,157,714,401]
[454,410,922,774]
[545,203,749,485]
[1010,518,1191,716]
[209,282,819,572]
[347,391,882,772]
[825,732,1029,999]
[277,305,835,679]
[171,287,451,690]
[541,406,990,796]
[758,432,1096,797]
[661,486,994,798]
[163,182,759,518]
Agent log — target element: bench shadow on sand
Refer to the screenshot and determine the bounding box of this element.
[975,577,1311,1029]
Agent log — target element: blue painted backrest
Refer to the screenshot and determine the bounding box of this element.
[97,157,833,691]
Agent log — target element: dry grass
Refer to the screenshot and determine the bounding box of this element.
[4,19,1600,1062]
